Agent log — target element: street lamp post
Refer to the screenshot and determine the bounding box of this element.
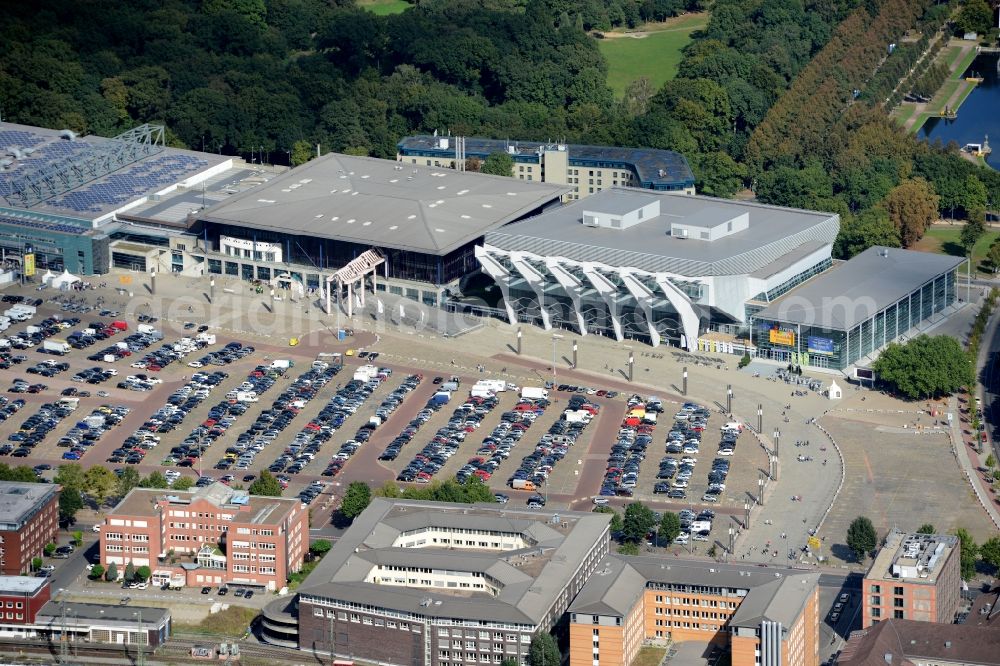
[728,526,735,559]
[516,327,522,355]
[757,404,763,433]
[773,429,780,481]
[682,366,688,396]
[134,609,144,666]
[744,500,751,530]
[551,334,563,383]
[150,269,156,296]
[758,472,765,506]
[626,348,634,382]
[727,385,733,414]
[572,340,578,369]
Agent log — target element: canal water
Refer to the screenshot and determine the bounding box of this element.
[919,52,999,169]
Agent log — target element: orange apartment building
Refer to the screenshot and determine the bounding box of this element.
[569,557,819,666]
[0,482,59,576]
[861,530,960,628]
[99,483,309,591]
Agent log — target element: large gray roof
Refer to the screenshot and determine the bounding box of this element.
[199,153,569,256]
[0,482,57,528]
[300,498,610,626]
[755,246,964,330]
[484,188,839,278]
[572,555,818,629]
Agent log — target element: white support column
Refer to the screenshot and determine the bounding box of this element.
[359,276,365,307]
[653,275,700,351]
[475,247,516,324]
[511,256,551,330]
[547,261,588,336]
[347,282,353,318]
[583,267,623,341]
[620,271,661,347]
[372,269,377,296]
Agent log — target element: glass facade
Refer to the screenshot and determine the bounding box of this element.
[752,270,956,370]
[201,222,479,286]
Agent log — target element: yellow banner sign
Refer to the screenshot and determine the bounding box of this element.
[808,536,821,550]
[119,275,133,284]
[769,329,794,346]
[23,253,35,277]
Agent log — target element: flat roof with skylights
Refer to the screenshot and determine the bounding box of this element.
[198,153,569,256]
[298,498,611,625]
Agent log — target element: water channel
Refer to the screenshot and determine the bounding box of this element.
[919,51,999,169]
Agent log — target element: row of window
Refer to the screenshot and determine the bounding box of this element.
[438,652,525,662]
[106,545,148,554]
[437,629,518,640]
[652,595,740,608]
[869,585,906,595]
[168,510,234,520]
[654,608,731,619]
[232,565,276,574]
[104,533,149,542]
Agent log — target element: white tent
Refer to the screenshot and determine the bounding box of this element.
[827,380,843,400]
[41,270,56,286]
[50,270,81,290]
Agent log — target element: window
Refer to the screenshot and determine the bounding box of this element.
[894,598,904,608]
[870,585,881,593]
[894,610,904,619]
[894,587,904,596]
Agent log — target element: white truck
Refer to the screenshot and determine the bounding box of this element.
[136,323,156,335]
[235,391,259,403]
[474,379,508,393]
[42,339,70,355]
[270,359,292,370]
[520,386,549,400]
[196,332,216,345]
[563,409,593,424]
[470,386,495,398]
[25,325,41,335]
[353,365,379,382]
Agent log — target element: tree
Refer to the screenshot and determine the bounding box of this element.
[956,0,993,35]
[500,658,519,666]
[846,516,877,562]
[139,471,169,489]
[116,467,141,499]
[961,217,986,256]
[873,335,973,399]
[172,476,195,491]
[987,241,1000,274]
[880,178,940,247]
[527,632,560,666]
[44,543,56,556]
[136,565,151,582]
[481,152,514,177]
[89,564,104,580]
[622,502,656,543]
[31,557,42,572]
[290,139,314,166]
[84,467,117,507]
[916,524,936,535]
[980,536,1000,571]
[7,466,38,483]
[106,562,118,582]
[124,561,135,584]
[248,470,283,497]
[340,481,372,519]
[58,487,84,523]
[986,454,997,471]
[954,528,979,580]
[72,530,83,547]
[310,539,333,556]
[659,512,682,545]
[54,463,85,493]
[833,208,900,260]
[618,541,640,555]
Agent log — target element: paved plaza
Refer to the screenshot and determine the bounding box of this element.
[1,269,995,573]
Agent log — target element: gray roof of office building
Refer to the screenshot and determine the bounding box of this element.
[571,555,818,628]
[755,246,964,330]
[299,498,610,626]
[36,601,169,626]
[0,576,47,596]
[199,153,569,256]
[0,482,57,527]
[484,188,839,278]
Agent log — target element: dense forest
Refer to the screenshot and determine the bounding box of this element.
[1,0,997,258]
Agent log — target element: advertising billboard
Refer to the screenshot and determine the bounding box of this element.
[768,329,794,346]
[807,336,834,355]
[23,253,35,278]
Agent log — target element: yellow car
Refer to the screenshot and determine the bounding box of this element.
[345,349,355,356]
[289,337,299,347]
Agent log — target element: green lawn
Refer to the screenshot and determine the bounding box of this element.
[598,14,709,98]
[913,227,1000,276]
[630,646,668,666]
[358,0,411,15]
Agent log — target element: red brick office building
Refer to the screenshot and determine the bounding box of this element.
[99,483,308,591]
[0,576,50,626]
[0,483,60,575]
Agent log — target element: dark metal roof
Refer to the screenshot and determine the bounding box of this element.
[397,136,695,189]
